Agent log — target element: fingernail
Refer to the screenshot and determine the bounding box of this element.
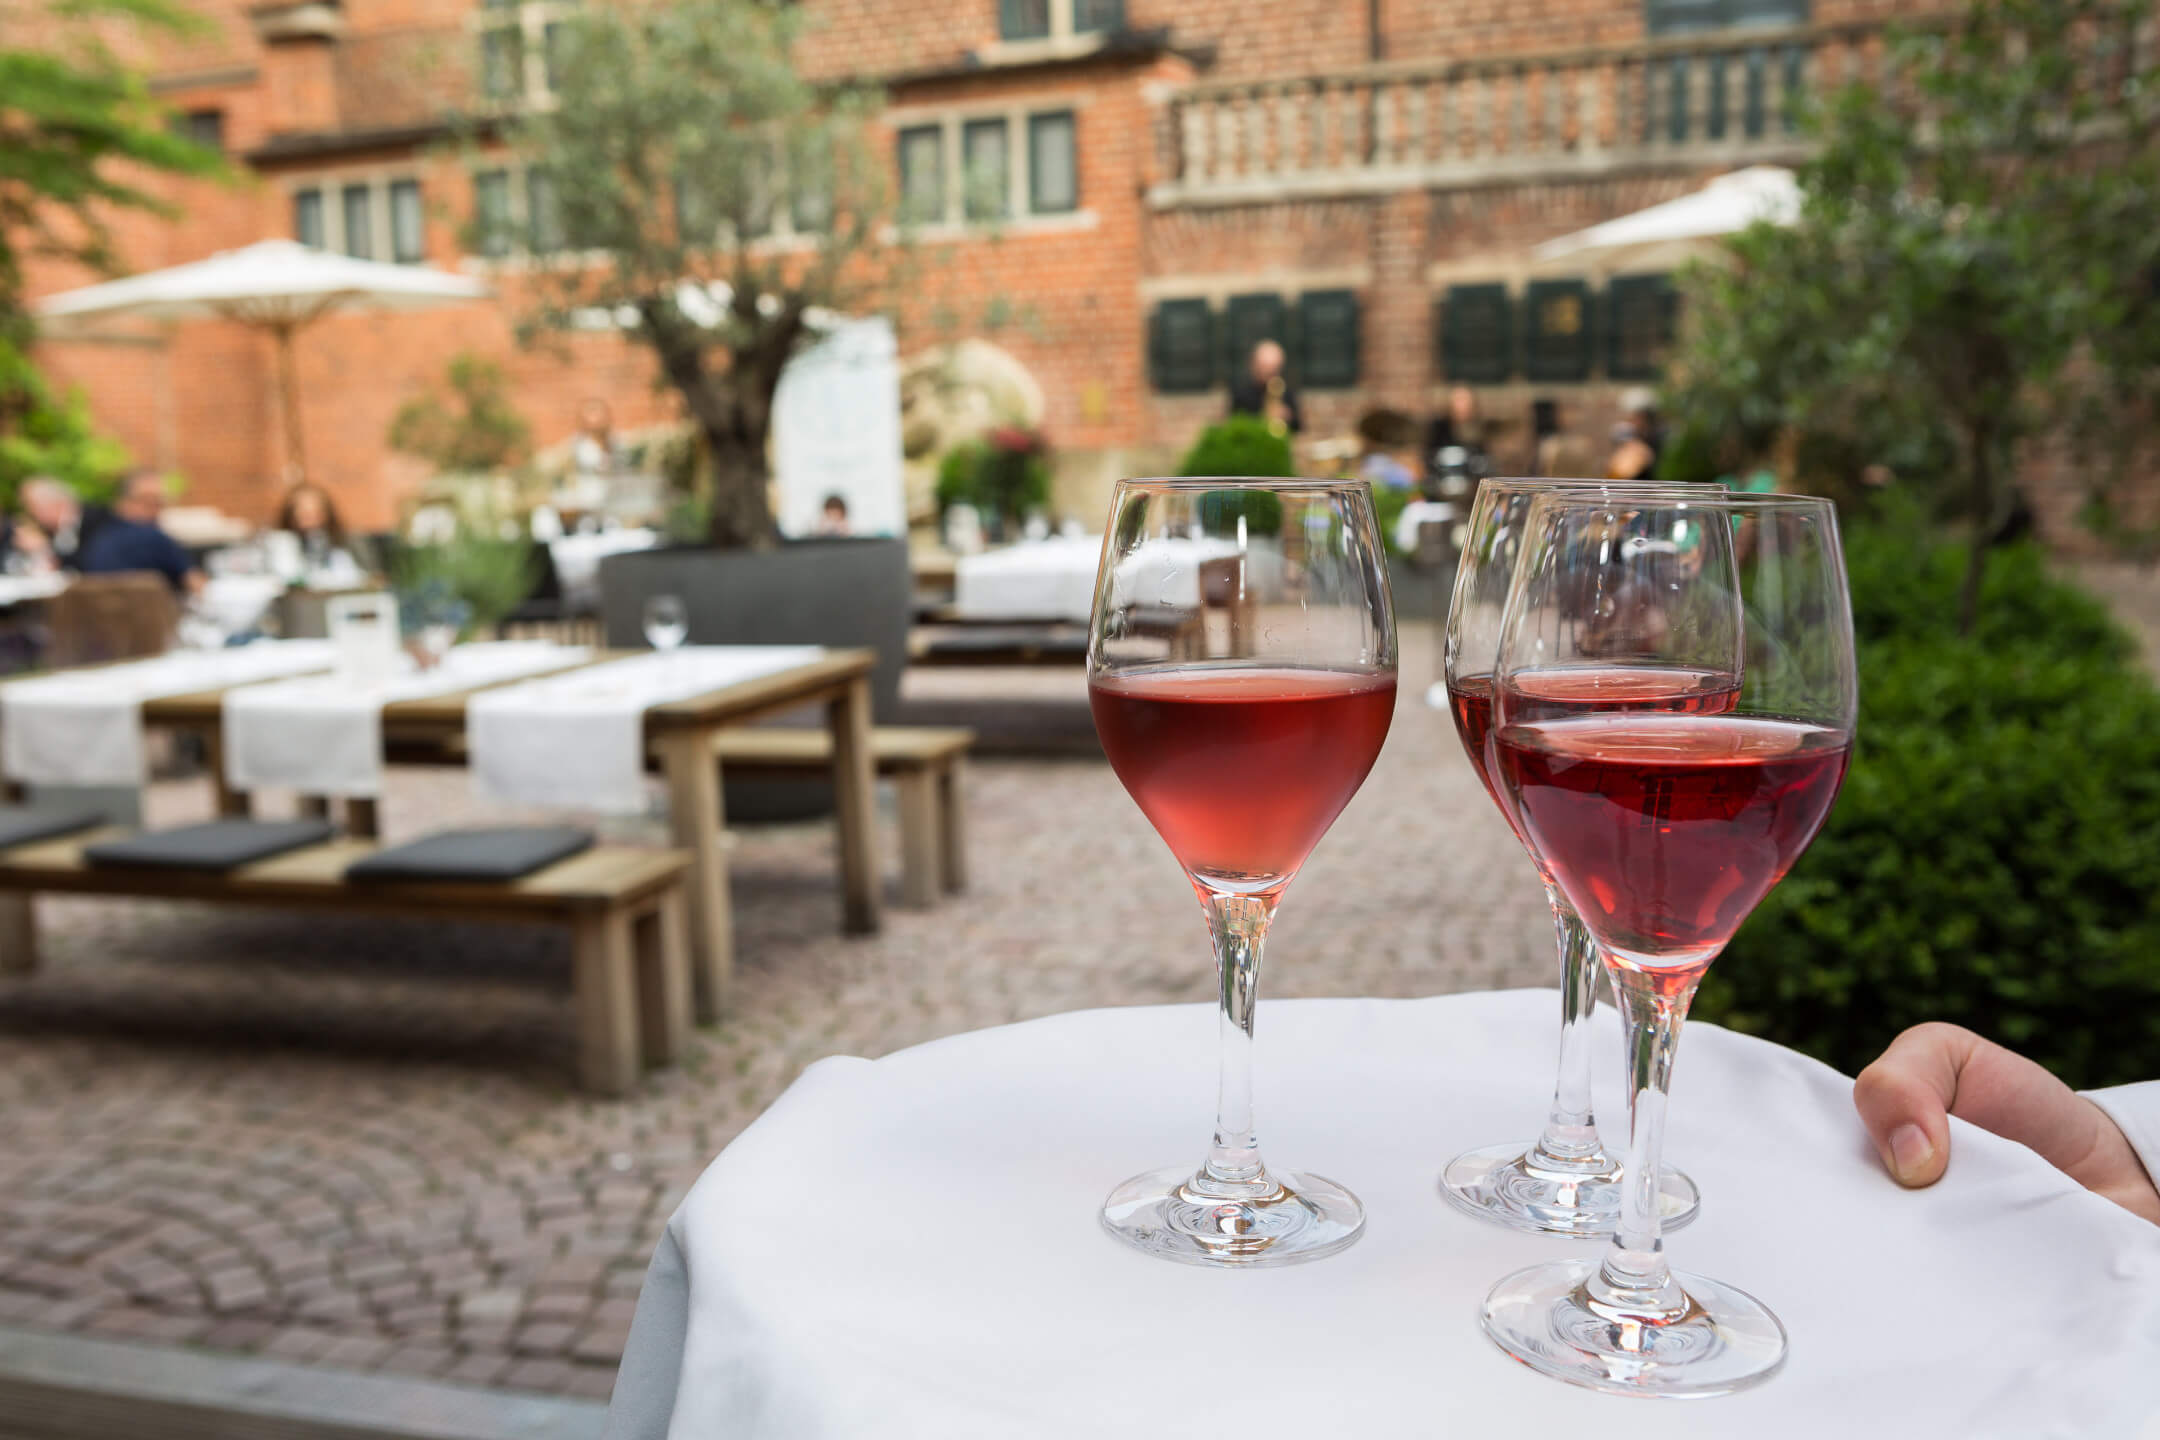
[1889,1124,1934,1183]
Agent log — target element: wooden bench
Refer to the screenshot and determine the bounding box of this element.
[0,834,691,1097]
[712,726,972,909]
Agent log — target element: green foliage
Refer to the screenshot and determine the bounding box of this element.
[1180,416,1294,536]
[500,0,887,548]
[391,528,535,639]
[0,0,224,506]
[0,358,128,506]
[1663,0,2160,570]
[933,431,1050,527]
[387,354,532,474]
[1695,523,2160,1089]
[1369,481,1410,557]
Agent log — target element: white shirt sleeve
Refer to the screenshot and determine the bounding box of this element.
[2085,1082,2160,1187]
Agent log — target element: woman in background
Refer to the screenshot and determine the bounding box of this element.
[272,481,352,575]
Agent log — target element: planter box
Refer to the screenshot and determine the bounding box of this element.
[599,537,912,821]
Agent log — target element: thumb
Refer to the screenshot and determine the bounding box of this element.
[1853,1022,1971,1187]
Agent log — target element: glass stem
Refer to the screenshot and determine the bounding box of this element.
[1527,886,1608,1171]
[1586,965,1696,1323]
[1199,892,1274,1192]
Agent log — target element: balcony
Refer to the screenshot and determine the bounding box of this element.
[1149,21,1889,208]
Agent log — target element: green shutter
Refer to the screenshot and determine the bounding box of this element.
[1523,279,1594,382]
[1149,299,1216,393]
[1221,293,1287,385]
[1294,290,1360,389]
[1606,273,1680,380]
[1440,284,1514,383]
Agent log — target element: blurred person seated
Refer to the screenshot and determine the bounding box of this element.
[1856,1024,2158,1226]
[1354,409,1420,492]
[1229,339,1302,437]
[20,476,112,571]
[816,493,853,537]
[77,468,205,597]
[1606,388,1665,480]
[269,479,362,580]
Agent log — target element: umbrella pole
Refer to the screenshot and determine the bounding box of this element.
[271,319,308,484]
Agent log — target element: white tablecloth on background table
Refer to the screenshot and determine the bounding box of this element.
[605,990,2160,1440]
[550,529,661,612]
[0,573,69,609]
[0,640,337,788]
[222,641,589,798]
[467,646,825,814]
[952,536,1104,622]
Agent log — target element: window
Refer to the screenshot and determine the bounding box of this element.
[1295,290,1361,389]
[171,109,224,150]
[1523,280,1593,382]
[897,125,945,226]
[293,188,325,248]
[1149,299,1215,393]
[1222,293,1287,382]
[1439,284,1514,383]
[475,169,513,257]
[526,169,564,253]
[999,0,1121,42]
[341,185,374,260]
[1606,274,1679,380]
[390,180,425,264]
[1027,111,1077,214]
[1646,0,1806,34]
[962,119,1010,222]
[999,0,1050,41]
[477,0,581,108]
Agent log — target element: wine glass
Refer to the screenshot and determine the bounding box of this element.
[1481,491,1856,1396]
[642,594,689,652]
[1440,478,1722,1237]
[1089,478,1398,1267]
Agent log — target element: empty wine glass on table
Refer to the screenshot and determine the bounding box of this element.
[1090,478,1398,1266]
[1440,478,1723,1237]
[1481,491,1856,1396]
[642,594,688,652]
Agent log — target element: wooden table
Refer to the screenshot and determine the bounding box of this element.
[139,646,883,1022]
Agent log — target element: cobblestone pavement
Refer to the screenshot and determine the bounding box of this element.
[0,623,1550,1400]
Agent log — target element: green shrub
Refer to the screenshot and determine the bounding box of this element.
[1695,525,2160,1088]
[933,431,1050,528]
[391,530,536,639]
[1180,417,1295,537]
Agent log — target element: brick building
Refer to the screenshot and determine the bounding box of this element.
[29,0,1955,533]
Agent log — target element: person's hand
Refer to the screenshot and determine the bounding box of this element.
[1853,1023,2159,1224]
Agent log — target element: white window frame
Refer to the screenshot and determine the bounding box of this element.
[471,0,580,111]
[886,98,1096,238]
[284,168,426,263]
[984,0,1118,64]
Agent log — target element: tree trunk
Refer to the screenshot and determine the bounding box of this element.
[1956,421,1998,638]
[703,430,774,550]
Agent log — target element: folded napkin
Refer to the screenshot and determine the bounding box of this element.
[222,641,589,798]
[0,641,337,788]
[467,646,825,814]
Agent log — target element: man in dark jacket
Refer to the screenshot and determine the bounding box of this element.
[78,470,204,595]
[1227,339,1302,437]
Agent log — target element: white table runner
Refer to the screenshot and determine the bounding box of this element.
[605,991,2160,1440]
[467,646,825,814]
[954,536,1105,622]
[222,641,589,798]
[0,640,337,788]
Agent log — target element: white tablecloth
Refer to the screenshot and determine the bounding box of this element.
[605,991,2160,1440]
[0,641,337,788]
[222,641,588,798]
[953,536,1104,622]
[467,646,825,814]
[0,573,69,609]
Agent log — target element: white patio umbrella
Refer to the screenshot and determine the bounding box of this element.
[1532,165,1801,272]
[35,239,490,481]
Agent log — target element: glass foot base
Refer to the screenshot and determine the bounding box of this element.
[1441,1142,1701,1237]
[1482,1258,1787,1397]
[1101,1164,1365,1268]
